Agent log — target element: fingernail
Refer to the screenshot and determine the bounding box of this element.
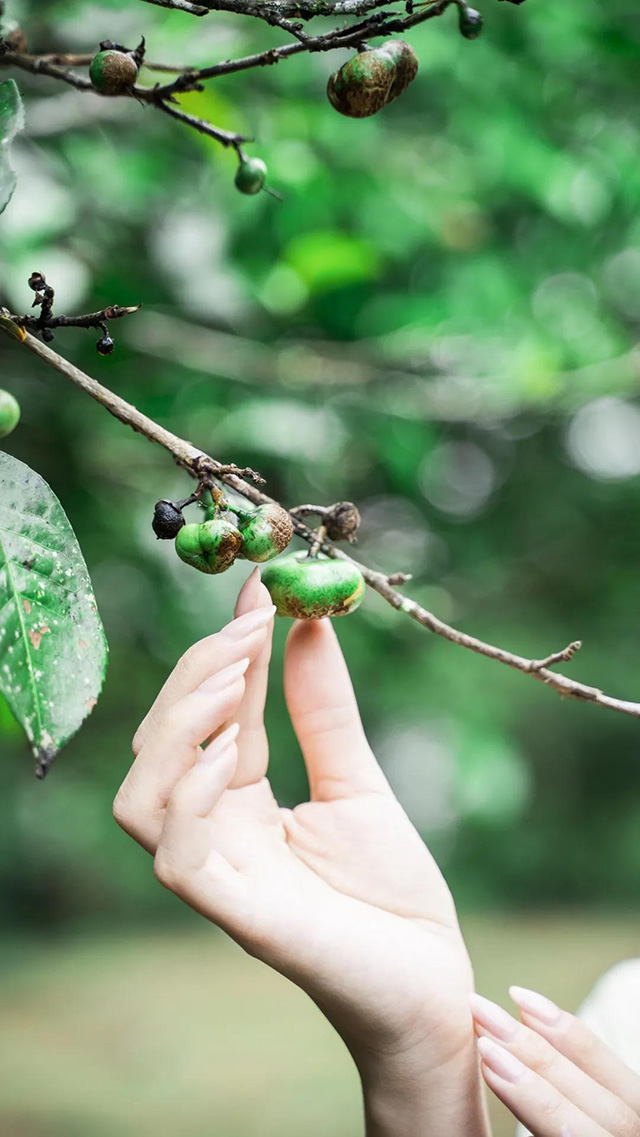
[197,658,250,695]
[477,1037,529,1084]
[223,606,276,639]
[509,986,562,1027]
[198,722,240,763]
[470,994,519,1043]
[237,567,262,612]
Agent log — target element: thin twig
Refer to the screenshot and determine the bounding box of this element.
[3,317,639,723]
[139,0,210,14]
[9,304,142,335]
[151,98,249,149]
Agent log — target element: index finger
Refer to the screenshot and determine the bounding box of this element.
[133,605,275,756]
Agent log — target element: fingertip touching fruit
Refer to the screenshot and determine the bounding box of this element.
[262,553,365,619]
[237,504,294,563]
[327,40,418,119]
[458,5,484,38]
[0,389,20,439]
[96,334,114,356]
[153,499,185,540]
[90,49,139,95]
[234,158,268,196]
[175,518,243,575]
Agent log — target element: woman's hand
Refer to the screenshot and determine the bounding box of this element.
[114,568,489,1137]
[471,986,640,1136]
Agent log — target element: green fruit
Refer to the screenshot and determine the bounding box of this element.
[262,553,365,619]
[235,158,267,195]
[238,504,294,563]
[327,41,418,119]
[90,49,139,95]
[458,6,484,38]
[175,519,242,574]
[0,390,21,439]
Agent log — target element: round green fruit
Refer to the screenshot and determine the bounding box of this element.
[458,6,483,39]
[90,49,139,95]
[0,390,21,439]
[262,553,365,619]
[235,158,267,195]
[238,504,294,563]
[175,519,242,574]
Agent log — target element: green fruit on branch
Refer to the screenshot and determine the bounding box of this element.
[235,158,267,195]
[90,49,139,95]
[327,41,418,119]
[0,390,21,439]
[237,504,294,563]
[262,553,365,619]
[175,519,242,574]
[458,5,484,38]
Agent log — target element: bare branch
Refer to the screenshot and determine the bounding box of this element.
[3,316,640,724]
[152,98,249,150]
[9,304,142,336]
[139,0,210,14]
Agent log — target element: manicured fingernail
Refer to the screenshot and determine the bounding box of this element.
[470,994,519,1043]
[198,722,239,763]
[509,986,562,1027]
[237,567,262,612]
[223,606,276,639]
[478,1037,530,1084]
[197,658,250,694]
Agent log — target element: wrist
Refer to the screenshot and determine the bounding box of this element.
[357,1030,490,1137]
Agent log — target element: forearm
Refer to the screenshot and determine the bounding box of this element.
[359,1038,491,1137]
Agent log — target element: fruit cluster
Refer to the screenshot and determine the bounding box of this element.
[154,494,366,619]
[153,499,294,569]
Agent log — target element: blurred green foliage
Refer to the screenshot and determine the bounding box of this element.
[1,0,640,929]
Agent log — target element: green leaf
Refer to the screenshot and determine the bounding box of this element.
[0,79,24,217]
[0,452,108,777]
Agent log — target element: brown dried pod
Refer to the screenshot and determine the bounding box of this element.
[4,25,28,52]
[325,501,361,544]
[327,41,418,119]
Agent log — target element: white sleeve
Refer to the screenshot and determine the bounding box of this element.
[515,959,640,1136]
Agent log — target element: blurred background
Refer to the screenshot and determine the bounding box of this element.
[1,0,640,1133]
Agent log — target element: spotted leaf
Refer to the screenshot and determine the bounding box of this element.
[0,452,108,776]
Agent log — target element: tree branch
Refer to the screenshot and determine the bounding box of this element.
[2,316,639,723]
[139,0,210,14]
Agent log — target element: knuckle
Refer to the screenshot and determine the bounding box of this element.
[153,849,181,892]
[175,639,213,683]
[526,1035,556,1078]
[609,1104,640,1137]
[538,1094,567,1128]
[112,786,133,833]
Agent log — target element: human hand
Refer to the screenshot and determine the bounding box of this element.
[471,986,640,1136]
[114,568,488,1137]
